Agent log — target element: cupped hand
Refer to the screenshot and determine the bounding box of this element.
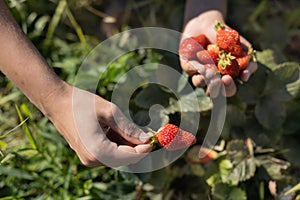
[180,11,257,97]
[43,83,152,167]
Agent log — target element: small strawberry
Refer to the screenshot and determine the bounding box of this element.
[191,34,210,49]
[196,50,214,64]
[198,147,219,164]
[236,47,256,70]
[179,37,203,60]
[217,52,240,77]
[215,21,243,57]
[206,44,220,64]
[186,145,219,164]
[150,124,196,151]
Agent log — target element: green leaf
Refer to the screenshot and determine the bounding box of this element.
[255,99,286,130]
[165,88,212,114]
[212,183,247,200]
[221,140,256,184]
[134,84,171,109]
[273,62,300,84]
[15,105,37,150]
[255,155,290,180]
[0,166,35,180]
[255,49,278,70]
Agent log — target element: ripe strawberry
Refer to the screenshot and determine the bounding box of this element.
[150,124,196,151]
[196,50,214,64]
[215,21,243,57]
[217,52,240,77]
[191,34,210,49]
[179,37,203,60]
[236,48,256,70]
[206,44,220,64]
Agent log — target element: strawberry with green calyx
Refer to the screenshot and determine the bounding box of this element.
[215,21,243,57]
[236,47,256,70]
[149,124,197,151]
[217,51,240,77]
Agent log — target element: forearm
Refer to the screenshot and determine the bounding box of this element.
[0,1,68,115]
[184,0,227,24]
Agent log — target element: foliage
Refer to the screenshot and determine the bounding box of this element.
[1,0,300,200]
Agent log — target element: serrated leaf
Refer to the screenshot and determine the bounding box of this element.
[255,155,290,180]
[256,49,278,70]
[255,99,286,130]
[273,62,300,84]
[287,70,300,98]
[164,88,212,114]
[220,140,256,184]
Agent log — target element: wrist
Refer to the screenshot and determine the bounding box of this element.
[36,81,73,120]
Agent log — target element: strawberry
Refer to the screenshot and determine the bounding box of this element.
[150,124,196,151]
[191,34,210,49]
[206,44,220,64]
[196,50,214,64]
[186,145,219,164]
[215,21,243,57]
[217,52,240,77]
[198,147,219,164]
[236,47,256,70]
[179,37,203,60]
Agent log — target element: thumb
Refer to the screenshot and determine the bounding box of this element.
[95,98,150,144]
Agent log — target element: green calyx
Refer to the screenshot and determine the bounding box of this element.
[214,20,225,31]
[218,51,235,69]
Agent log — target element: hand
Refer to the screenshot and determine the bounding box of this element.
[180,11,258,97]
[42,83,152,167]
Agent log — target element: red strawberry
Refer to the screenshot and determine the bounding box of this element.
[191,34,210,49]
[217,52,240,77]
[236,48,256,70]
[206,44,220,64]
[215,21,243,57]
[179,37,203,60]
[150,124,196,151]
[196,50,214,64]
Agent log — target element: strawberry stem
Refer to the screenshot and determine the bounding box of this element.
[214,21,224,31]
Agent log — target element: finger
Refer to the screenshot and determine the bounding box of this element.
[240,61,258,82]
[103,103,151,144]
[192,74,206,87]
[206,76,222,98]
[221,75,237,97]
[180,59,206,76]
[106,144,151,167]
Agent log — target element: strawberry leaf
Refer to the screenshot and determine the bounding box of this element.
[255,99,286,130]
[165,88,212,114]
